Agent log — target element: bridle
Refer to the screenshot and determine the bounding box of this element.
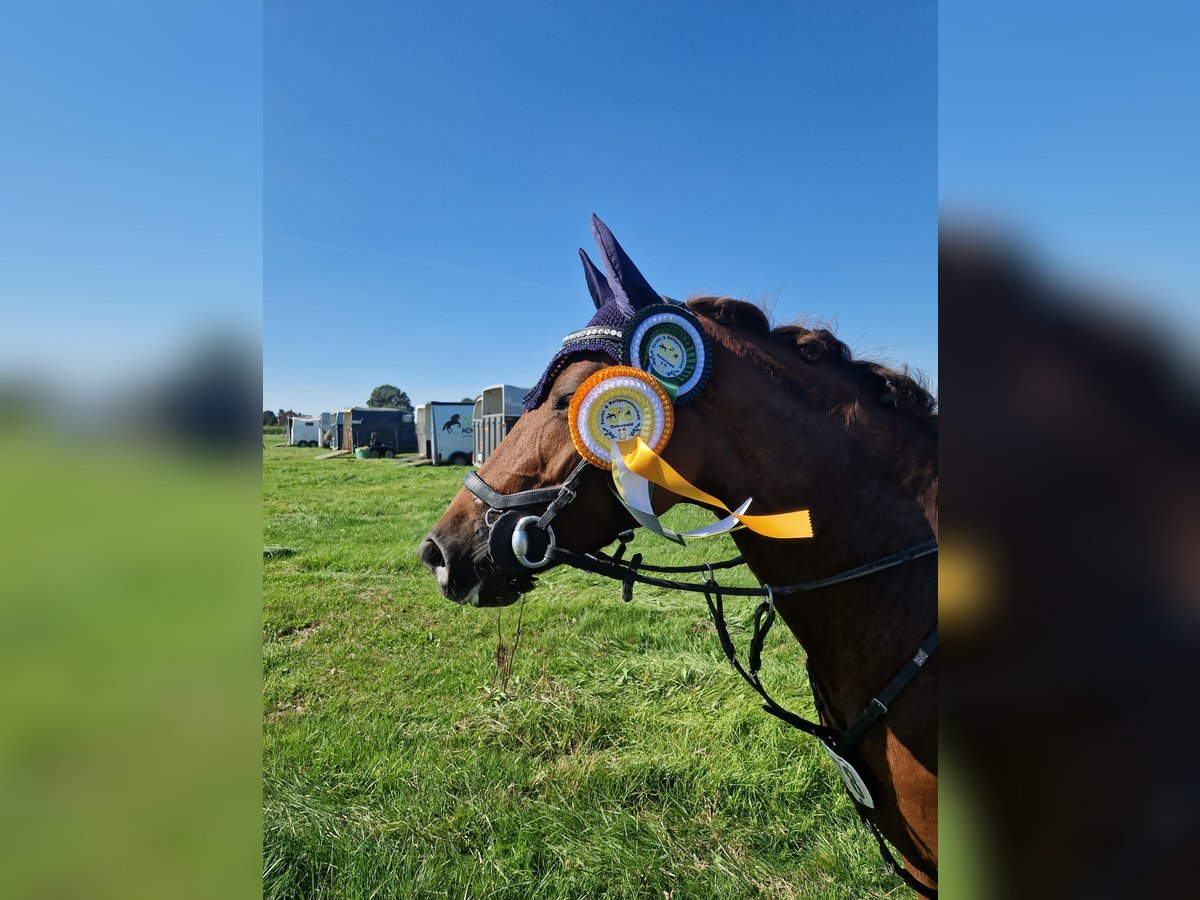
[463,460,940,896]
[464,458,591,571]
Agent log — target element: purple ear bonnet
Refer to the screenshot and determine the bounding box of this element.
[523,215,677,411]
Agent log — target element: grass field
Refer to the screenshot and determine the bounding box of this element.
[263,439,902,898]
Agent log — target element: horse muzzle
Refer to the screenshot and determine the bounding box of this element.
[418,526,540,607]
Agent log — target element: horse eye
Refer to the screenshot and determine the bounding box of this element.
[552,391,574,411]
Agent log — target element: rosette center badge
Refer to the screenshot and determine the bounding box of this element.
[598,396,644,441]
[622,305,712,404]
[645,331,687,379]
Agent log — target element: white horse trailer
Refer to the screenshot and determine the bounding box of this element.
[473,384,529,465]
[288,416,321,447]
[416,402,475,465]
[414,404,429,457]
[471,396,483,462]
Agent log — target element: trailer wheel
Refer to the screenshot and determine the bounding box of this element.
[448,452,470,466]
[384,449,395,459]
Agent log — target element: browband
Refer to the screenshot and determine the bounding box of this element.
[562,325,623,345]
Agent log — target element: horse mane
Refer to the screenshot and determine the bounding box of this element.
[686,296,938,422]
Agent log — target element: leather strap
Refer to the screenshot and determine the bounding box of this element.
[463,459,591,512]
[463,471,568,510]
[834,627,938,754]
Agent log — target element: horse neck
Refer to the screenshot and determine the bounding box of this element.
[689,340,937,698]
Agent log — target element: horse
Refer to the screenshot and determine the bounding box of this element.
[420,216,938,893]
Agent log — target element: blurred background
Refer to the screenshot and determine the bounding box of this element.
[1,1,1196,898]
[0,2,262,899]
[939,3,1199,898]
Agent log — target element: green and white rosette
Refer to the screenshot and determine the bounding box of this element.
[621,304,712,405]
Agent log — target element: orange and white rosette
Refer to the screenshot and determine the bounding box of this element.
[569,365,812,542]
[568,366,674,470]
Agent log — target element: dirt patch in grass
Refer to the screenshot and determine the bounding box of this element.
[273,622,318,643]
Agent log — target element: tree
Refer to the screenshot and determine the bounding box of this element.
[263,410,278,426]
[367,384,411,410]
[461,397,474,403]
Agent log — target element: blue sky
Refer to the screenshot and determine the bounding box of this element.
[940,2,1199,337]
[4,3,1193,420]
[264,1,937,413]
[0,2,261,393]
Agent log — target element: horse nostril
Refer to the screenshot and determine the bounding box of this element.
[418,535,446,573]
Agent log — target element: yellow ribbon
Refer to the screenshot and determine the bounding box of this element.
[616,437,814,539]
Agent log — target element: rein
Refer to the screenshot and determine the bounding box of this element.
[545,530,938,762]
[463,466,939,895]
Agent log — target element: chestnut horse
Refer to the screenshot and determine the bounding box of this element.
[420,220,937,893]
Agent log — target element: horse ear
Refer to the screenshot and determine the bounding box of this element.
[578,248,614,309]
[592,213,660,312]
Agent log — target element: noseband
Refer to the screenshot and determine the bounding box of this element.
[463,458,590,572]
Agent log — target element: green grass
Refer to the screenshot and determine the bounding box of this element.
[263,440,901,898]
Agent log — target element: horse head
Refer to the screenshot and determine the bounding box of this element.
[420,215,937,609]
[419,215,712,606]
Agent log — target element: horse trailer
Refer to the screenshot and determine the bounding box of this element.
[327,410,344,450]
[471,396,483,457]
[473,384,529,465]
[288,415,322,447]
[414,404,427,457]
[416,402,475,465]
[339,407,417,458]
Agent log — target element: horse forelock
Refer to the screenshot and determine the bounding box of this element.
[685,296,938,425]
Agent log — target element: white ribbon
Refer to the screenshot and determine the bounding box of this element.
[611,442,750,542]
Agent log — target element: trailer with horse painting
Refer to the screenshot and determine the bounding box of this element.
[415,402,474,465]
[472,384,529,465]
